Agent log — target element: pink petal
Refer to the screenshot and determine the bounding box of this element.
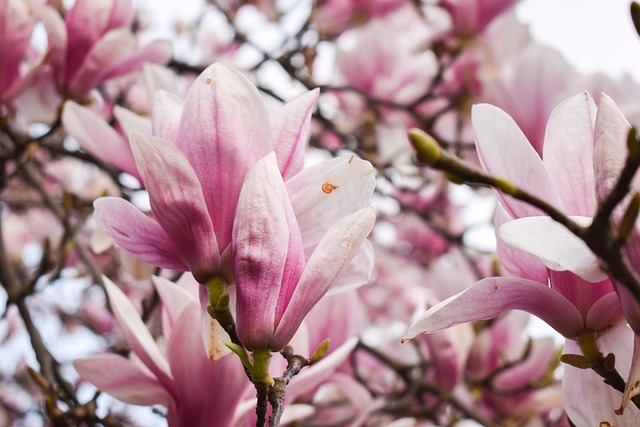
[67,28,136,97]
[327,239,375,293]
[233,153,305,350]
[498,216,607,282]
[176,63,272,251]
[62,101,139,179]
[74,353,170,406]
[272,207,375,351]
[472,103,562,218]
[0,0,35,92]
[39,5,68,88]
[104,39,173,81]
[93,197,187,271]
[113,105,152,138]
[144,63,180,100]
[287,156,376,250]
[542,91,597,216]
[272,89,320,180]
[152,90,184,143]
[130,132,220,282]
[153,275,196,338]
[585,292,625,332]
[403,277,584,341]
[102,277,174,384]
[619,334,640,415]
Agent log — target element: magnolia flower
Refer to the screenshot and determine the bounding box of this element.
[74,276,248,427]
[94,64,320,283]
[404,92,640,424]
[440,0,516,37]
[40,0,171,99]
[233,153,376,351]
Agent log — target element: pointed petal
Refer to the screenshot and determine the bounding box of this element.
[494,203,548,283]
[543,91,597,216]
[152,90,184,143]
[153,275,195,338]
[327,238,375,294]
[39,5,67,89]
[105,39,173,80]
[233,153,305,350]
[272,89,319,180]
[472,103,562,217]
[176,63,272,250]
[594,94,634,201]
[74,353,170,406]
[403,277,584,341]
[67,28,136,97]
[130,132,219,282]
[113,105,152,137]
[498,216,607,282]
[585,292,625,332]
[62,101,139,179]
[102,277,174,384]
[144,63,180,100]
[287,156,375,249]
[272,207,375,351]
[0,0,35,92]
[93,197,187,271]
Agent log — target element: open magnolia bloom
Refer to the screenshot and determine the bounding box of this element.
[404,92,640,424]
[233,153,376,352]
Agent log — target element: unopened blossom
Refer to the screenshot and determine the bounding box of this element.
[94,64,319,283]
[39,0,171,99]
[440,0,516,37]
[404,92,640,424]
[233,152,375,351]
[75,276,247,427]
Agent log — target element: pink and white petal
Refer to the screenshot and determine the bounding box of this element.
[153,276,196,337]
[39,5,68,88]
[594,95,633,200]
[144,63,180,101]
[93,197,187,271]
[287,156,375,249]
[0,0,35,91]
[74,353,170,406]
[564,327,640,424]
[498,216,607,282]
[272,89,319,180]
[130,132,219,282]
[233,153,304,350]
[102,277,174,384]
[64,0,113,77]
[176,63,272,250]
[67,28,136,97]
[327,239,375,294]
[62,101,139,179]
[585,292,625,332]
[113,105,152,137]
[494,204,548,284]
[494,336,557,391]
[618,334,640,415]
[152,90,184,143]
[472,103,562,217]
[542,91,597,216]
[272,207,375,351]
[104,39,173,81]
[403,277,584,342]
[166,305,247,427]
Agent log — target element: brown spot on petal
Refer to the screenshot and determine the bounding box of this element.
[322,182,338,194]
[348,155,354,164]
[205,78,212,85]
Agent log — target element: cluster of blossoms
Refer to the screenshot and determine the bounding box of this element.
[2,0,640,426]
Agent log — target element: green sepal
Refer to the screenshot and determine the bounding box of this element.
[619,193,640,242]
[225,341,253,372]
[310,339,331,364]
[603,353,616,373]
[560,353,591,369]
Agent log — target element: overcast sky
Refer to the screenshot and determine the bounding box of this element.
[517,0,640,81]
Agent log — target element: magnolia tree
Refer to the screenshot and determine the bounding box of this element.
[3,0,640,426]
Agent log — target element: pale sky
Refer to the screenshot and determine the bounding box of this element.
[517,0,640,81]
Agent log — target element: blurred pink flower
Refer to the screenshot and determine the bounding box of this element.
[440,0,516,37]
[40,0,171,99]
[75,276,248,427]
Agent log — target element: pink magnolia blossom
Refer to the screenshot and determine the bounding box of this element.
[94,64,320,283]
[233,152,375,351]
[39,0,171,99]
[314,0,409,36]
[74,276,248,427]
[404,92,640,423]
[440,0,516,37]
